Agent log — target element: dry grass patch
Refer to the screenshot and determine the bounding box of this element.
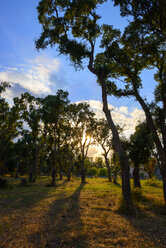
[0,177,166,247]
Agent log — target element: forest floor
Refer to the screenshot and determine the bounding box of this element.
[0,176,166,248]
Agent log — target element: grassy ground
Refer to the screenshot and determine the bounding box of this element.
[0,176,166,248]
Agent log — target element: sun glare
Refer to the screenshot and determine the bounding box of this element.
[82,133,93,144]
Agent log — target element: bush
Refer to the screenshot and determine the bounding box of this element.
[98,167,108,177]
[90,167,98,177]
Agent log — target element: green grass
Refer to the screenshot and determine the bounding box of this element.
[0,176,166,248]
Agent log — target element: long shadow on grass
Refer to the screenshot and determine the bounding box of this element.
[28,183,87,248]
[117,196,166,247]
[0,179,68,211]
[128,211,166,247]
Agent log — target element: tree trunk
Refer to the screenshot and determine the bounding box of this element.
[67,157,73,181]
[67,173,71,181]
[104,154,112,182]
[58,160,63,180]
[29,171,33,182]
[88,58,132,207]
[134,90,166,205]
[38,159,42,177]
[31,147,38,182]
[133,164,141,188]
[162,169,166,207]
[29,161,33,182]
[113,177,117,184]
[59,170,63,180]
[113,167,118,184]
[100,79,132,208]
[52,137,57,185]
[81,159,86,184]
[0,160,4,176]
[52,167,56,185]
[20,162,24,176]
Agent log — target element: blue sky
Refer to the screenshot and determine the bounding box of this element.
[0,0,155,138]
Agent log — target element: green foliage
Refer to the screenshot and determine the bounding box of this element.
[36,0,104,67]
[84,158,92,171]
[98,167,107,177]
[90,166,98,176]
[94,157,104,168]
[126,122,154,172]
[94,118,112,153]
[0,82,22,175]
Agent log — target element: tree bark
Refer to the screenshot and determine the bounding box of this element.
[51,137,57,185]
[81,159,86,184]
[113,177,117,184]
[38,159,42,177]
[52,167,56,185]
[58,160,63,180]
[67,172,71,182]
[100,79,132,208]
[134,89,166,206]
[59,171,63,180]
[29,160,33,182]
[30,146,39,182]
[104,154,112,182]
[133,164,141,188]
[33,148,38,182]
[67,156,73,181]
[0,160,4,176]
[87,52,132,208]
[162,169,166,207]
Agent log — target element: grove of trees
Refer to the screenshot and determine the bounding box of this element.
[35,0,166,208]
[0,80,161,210]
[0,0,166,211]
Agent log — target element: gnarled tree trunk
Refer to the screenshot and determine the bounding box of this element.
[100,79,132,208]
[88,56,132,208]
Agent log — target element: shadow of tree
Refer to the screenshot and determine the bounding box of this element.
[128,213,166,247]
[0,179,68,211]
[116,202,166,247]
[28,183,87,248]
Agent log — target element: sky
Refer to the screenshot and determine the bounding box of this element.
[0,0,156,150]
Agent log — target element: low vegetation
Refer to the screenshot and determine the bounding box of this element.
[0,176,165,248]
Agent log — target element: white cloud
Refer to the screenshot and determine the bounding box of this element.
[119,106,128,115]
[0,66,18,71]
[0,55,60,97]
[78,100,145,138]
[88,146,101,157]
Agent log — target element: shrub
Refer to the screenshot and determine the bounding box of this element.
[90,167,98,177]
[98,167,108,177]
